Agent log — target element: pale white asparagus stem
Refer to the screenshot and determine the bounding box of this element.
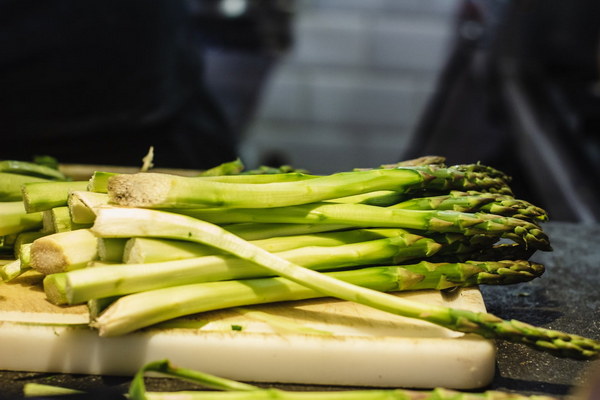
[67,191,110,224]
[45,233,439,305]
[30,229,99,274]
[124,228,412,264]
[0,259,28,281]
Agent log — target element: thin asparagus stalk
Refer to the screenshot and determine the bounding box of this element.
[0,172,50,201]
[390,191,548,222]
[0,201,43,236]
[106,168,427,209]
[90,208,596,359]
[224,222,350,241]
[123,228,419,264]
[30,229,99,274]
[176,202,551,251]
[125,359,558,400]
[21,180,89,213]
[92,259,544,336]
[45,233,441,305]
[0,159,68,180]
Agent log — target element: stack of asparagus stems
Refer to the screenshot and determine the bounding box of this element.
[0,155,598,397]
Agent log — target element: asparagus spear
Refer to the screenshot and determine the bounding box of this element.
[90,208,596,359]
[0,201,43,236]
[175,202,551,251]
[106,168,426,209]
[124,359,558,400]
[21,180,89,213]
[0,172,50,201]
[123,228,423,264]
[30,229,99,274]
[92,259,544,336]
[0,159,68,180]
[45,233,441,305]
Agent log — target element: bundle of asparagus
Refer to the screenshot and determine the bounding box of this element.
[1,156,598,363]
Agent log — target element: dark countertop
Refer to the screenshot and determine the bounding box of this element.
[1,222,599,399]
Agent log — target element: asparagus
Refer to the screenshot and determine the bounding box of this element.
[124,359,559,400]
[175,203,551,251]
[390,191,548,222]
[0,159,68,180]
[123,228,423,264]
[42,206,91,233]
[90,208,596,359]
[45,233,441,305]
[0,172,50,201]
[30,229,99,274]
[21,180,89,213]
[106,168,426,209]
[0,201,43,236]
[107,162,518,209]
[92,259,544,335]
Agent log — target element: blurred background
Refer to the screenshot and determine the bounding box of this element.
[2,0,599,222]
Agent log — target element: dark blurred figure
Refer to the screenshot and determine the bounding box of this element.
[402,0,600,222]
[0,0,292,170]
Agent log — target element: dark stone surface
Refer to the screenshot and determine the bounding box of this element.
[1,222,599,399]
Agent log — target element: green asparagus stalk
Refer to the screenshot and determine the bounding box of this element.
[175,202,551,251]
[0,201,43,236]
[30,229,99,274]
[123,228,421,264]
[125,359,558,400]
[0,172,50,201]
[106,168,427,209]
[224,222,350,241]
[21,180,89,213]
[91,259,544,336]
[45,233,441,305]
[90,207,595,359]
[0,160,68,180]
[67,190,109,224]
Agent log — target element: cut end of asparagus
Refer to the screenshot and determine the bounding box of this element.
[108,173,172,207]
[30,229,99,275]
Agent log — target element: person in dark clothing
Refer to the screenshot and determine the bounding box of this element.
[0,0,244,169]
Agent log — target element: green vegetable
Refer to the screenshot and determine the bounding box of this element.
[0,172,50,201]
[126,359,558,400]
[173,203,551,251]
[91,259,544,336]
[21,180,89,213]
[0,160,67,180]
[0,201,43,236]
[45,232,441,305]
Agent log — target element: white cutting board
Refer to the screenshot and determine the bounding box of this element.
[0,270,495,389]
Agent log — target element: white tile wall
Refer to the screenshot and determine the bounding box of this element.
[240,0,460,174]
